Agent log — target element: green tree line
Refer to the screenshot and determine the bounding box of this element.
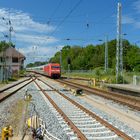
[50,39,140,72]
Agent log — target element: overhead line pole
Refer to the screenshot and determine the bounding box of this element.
[116,2,122,83]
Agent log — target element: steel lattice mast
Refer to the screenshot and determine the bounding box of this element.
[116,2,122,83]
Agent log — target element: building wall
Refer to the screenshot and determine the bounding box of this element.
[0,66,3,81]
[0,57,25,82]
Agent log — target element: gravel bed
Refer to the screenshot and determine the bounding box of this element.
[62,91,140,139]
[0,85,29,132]
[46,79,140,140]
[27,83,70,140]
[0,82,69,140]
[89,94,140,118]
[53,80,140,118]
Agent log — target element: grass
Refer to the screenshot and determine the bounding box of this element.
[3,100,25,136]
[62,71,140,84]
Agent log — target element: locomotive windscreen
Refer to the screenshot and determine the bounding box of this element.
[51,66,60,69]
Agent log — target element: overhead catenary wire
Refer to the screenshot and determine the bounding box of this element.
[50,0,83,36]
[48,0,64,24]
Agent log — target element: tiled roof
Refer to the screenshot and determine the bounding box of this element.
[0,47,25,58]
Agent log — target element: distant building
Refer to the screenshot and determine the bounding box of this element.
[0,47,25,81]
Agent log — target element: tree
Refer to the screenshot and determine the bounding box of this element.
[46,39,140,72]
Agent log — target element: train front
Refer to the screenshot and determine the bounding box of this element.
[50,63,61,78]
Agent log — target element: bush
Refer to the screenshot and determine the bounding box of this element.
[8,77,17,81]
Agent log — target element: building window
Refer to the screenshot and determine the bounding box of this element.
[0,57,4,62]
[12,57,18,63]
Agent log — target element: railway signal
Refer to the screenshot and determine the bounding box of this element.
[67,57,71,79]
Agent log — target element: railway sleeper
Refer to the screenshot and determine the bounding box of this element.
[68,115,90,118]
[80,129,113,134]
[76,123,102,128]
[86,134,119,140]
[70,118,94,121]
[74,123,102,128]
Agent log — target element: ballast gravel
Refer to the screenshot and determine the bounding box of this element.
[0,83,70,140]
[46,79,140,140]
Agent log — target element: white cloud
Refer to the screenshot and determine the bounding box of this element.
[122,15,140,29]
[0,8,55,33]
[122,15,135,24]
[20,45,63,63]
[15,33,58,45]
[0,8,63,64]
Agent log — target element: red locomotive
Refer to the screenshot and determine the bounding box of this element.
[44,63,61,78]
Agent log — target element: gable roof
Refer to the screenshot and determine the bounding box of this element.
[0,47,25,58]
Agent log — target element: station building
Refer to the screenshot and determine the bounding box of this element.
[0,47,25,81]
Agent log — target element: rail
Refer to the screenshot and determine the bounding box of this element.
[56,79,140,111]
[37,78,134,140]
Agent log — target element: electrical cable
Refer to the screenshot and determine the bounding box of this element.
[48,0,63,24]
[50,0,83,36]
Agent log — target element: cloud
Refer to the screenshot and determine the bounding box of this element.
[20,45,63,63]
[15,33,58,45]
[0,8,63,64]
[22,45,63,55]
[122,15,135,24]
[133,0,140,13]
[0,8,55,33]
[122,15,140,29]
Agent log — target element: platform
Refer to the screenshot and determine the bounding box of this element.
[0,78,28,92]
[107,84,140,97]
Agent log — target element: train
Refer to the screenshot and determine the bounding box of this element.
[44,63,61,78]
[27,63,61,79]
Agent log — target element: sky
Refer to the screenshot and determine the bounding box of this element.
[0,0,140,64]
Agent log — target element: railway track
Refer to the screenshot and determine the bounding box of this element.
[56,79,140,111]
[0,77,34,102]
[34,77,133,140]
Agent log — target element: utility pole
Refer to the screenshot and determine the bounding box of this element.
[2,16,13,82]
[8,20,13,43]
[116,2,122,83]
[105,36,108,72]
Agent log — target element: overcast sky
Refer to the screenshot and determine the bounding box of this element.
[0,0,140,64]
